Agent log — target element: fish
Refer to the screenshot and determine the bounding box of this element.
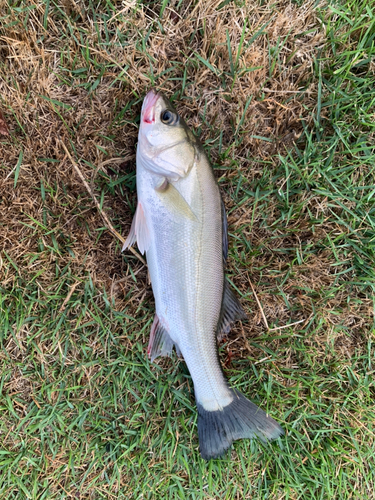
[123,89,283,459]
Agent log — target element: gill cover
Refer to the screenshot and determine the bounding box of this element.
[138,90,196,181]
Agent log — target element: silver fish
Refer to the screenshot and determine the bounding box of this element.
[123,89,283,459]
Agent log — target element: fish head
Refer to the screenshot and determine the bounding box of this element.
[138,89,196,181]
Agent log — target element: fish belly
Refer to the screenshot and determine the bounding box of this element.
[140,160,233,411]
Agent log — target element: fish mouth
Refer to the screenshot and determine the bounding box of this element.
[141,89,160,124]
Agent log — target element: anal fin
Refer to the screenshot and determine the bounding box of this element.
[148,314,181,362]
[217,278,247,340]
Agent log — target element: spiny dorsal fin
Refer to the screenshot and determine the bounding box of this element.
[221,197,228,262]
[217,278,247,340]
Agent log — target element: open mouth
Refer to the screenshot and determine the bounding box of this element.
[142,89,160,124]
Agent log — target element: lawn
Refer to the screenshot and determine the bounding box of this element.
[0,0,375,498]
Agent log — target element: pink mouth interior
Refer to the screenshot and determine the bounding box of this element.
[142,90,159,124]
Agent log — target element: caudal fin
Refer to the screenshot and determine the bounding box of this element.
[196,389,283,460]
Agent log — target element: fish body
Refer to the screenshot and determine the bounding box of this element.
[123,90,283,458]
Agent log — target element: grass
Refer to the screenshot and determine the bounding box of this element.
[0,0,375,498]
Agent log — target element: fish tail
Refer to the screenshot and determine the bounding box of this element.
[197,388,283,460]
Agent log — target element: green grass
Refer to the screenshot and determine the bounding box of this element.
[1,0,375,498]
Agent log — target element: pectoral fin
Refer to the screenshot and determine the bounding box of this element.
[122,202,150,255]
[155,179,197,222]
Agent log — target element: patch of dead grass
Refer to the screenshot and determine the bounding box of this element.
[0,0,324,298]
[1,0,371,376]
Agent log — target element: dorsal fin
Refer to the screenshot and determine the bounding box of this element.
[221,197,228,262]
[217,278,247,340]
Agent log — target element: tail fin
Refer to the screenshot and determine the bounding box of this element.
[197,389,283,460]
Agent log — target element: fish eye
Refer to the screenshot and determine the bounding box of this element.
[161,110,178,125]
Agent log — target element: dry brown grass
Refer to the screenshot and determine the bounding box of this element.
[0,0,325,315]
[1,0,372,399]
